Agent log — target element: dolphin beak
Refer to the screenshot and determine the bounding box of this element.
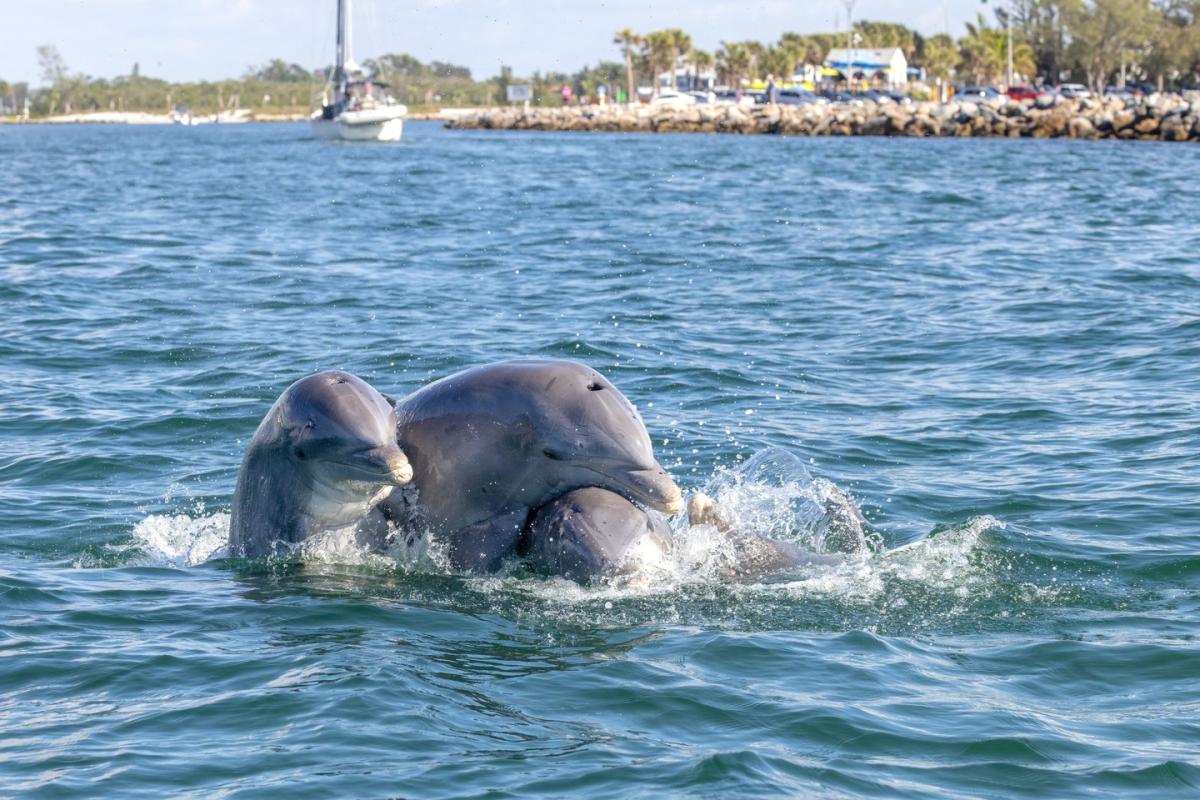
[358,445,413,485]
[583,461,684,515]
[390,459,414,484]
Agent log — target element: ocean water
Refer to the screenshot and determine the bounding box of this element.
[1,121,1198,798]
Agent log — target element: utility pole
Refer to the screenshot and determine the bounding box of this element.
[1006,4,1014,88]
[842,0,856,90]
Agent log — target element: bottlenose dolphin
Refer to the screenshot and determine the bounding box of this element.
[229,371,412,558]
[523,487,674,581]
[382,359,683,572]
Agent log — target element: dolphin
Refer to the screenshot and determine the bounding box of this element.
[522,487,674,581]
[382,359,683,572]
[229,371,412,558]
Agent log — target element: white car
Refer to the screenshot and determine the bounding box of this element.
[1058,83,1092,99]
[651,90,698,109]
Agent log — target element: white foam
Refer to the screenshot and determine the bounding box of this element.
[124,448,1007,615]
[131,510,230,567]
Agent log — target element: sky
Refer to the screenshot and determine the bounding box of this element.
[2,0,991,86]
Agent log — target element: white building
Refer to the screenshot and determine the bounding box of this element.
[824,48,908,87]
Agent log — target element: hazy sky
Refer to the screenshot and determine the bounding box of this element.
[3,0,990,85]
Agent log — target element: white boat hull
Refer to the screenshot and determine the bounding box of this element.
[311,106,406,142]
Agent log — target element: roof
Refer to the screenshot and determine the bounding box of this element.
[824,48,907,70]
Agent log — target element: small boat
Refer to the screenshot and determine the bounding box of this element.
[311,0,406,142]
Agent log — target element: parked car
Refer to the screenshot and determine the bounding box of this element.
[710,89,758,107]
[1057,83,1092,98]
[651,89,697,108]
[1104,85,1136,101]
[956,86,1001,101]
[886,91,913,105]
[819,91,859,104]
[1006,85,1041,101]
[1126,81,1157,95]
[776,88,826,105]
[854,89,894,105]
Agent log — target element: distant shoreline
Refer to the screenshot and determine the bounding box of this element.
[447,95,1200,143]
[0,110,451,125]
[7,100,1197,144]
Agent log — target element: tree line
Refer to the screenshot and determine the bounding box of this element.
[612,2,1199,95]
[2,3,1197,118]
[0,47,500,116]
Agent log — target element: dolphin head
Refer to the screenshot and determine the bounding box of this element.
[274,371,412,490]
[522,361,683,515]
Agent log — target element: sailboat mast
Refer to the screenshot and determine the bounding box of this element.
[335,0,347,95]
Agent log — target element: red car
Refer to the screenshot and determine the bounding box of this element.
[1006,85,1042,101]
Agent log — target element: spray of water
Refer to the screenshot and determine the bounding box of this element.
[127,448,1008,618]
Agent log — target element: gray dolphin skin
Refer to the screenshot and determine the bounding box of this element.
[525,486,865,583]
[383,359,684,572]
[229,371,413,558]
[523,487,674,582]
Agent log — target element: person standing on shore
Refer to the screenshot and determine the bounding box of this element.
[767,74,777,105]
[561,83,572,106]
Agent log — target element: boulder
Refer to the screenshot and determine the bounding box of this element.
[1068,116,1095,139]
[861,114,888,136]
[1134,117,1160,134]
[1160,116,1189,141]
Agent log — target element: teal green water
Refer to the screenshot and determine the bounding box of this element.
[1,122,1198,798]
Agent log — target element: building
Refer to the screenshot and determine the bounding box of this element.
[824,48,908,88]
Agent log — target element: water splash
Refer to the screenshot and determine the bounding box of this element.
[686,447,877,554]
[130,507,230,567]
[124,448,1010,620]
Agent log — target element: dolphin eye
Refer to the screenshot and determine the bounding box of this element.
[543,448,565,461]
[587,382,603,392]
[295,447,307,461]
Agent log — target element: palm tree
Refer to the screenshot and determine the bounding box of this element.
[691,48,714,90]
[744,40,766,81]
[920,32,958,99]
[772,40,804,81]
[958,13,1035,85]
[613,28,641,104]
[782,31,837,73]
[642,30,675,95]
[669,29,693,92]
[716,41,752,88]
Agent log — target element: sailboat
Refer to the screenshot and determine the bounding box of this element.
[311,0,407,142]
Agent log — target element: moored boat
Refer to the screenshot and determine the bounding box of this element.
[310,0,406,143]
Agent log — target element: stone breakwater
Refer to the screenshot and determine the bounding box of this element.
[448,94,1200,142]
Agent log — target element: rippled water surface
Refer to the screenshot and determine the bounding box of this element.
[2,122,1199,798]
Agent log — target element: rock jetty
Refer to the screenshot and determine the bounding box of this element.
[448,94,1200,142]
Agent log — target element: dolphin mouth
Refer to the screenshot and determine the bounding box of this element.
[335,446,413,485]
[579,462,684,515]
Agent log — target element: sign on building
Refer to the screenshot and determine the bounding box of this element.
[506,84,532,103]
